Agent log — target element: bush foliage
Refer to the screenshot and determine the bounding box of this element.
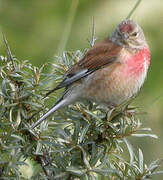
[0,39,163,179]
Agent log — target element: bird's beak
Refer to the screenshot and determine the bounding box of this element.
[121,33,129,42]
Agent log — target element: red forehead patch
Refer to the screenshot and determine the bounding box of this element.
[120,24,133,33]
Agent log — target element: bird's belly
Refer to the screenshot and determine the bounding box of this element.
[82,63,147,106]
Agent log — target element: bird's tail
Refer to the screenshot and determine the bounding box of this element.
[31,96,67,129]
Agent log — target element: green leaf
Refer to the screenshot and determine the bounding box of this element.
[148,159,163,172]
[55,128,70,142]
[92,168,119,176]
[84,109,102,121]
[1,79,9,96]
[151,171,163,175]
[139,127,152,131]
[77,145,91,169]
[66,166,87,176]
[124,138,135,164]
[139,148,144,174]
[16,109,21,127]
[72,120,80,143]
[55,155,68,169]
[132,134,158,139]
[53,172,68,179]
[11,134,25,142]
[90,148,104,167]
[79,123,90,143]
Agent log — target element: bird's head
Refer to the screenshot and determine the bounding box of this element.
[111,19,147,50]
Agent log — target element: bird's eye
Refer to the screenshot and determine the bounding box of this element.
[131,32,137,37]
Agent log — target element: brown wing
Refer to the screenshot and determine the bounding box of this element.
[68,38,121,74]
[44,38,122,97]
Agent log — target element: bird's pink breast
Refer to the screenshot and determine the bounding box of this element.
[124,46,150,77]
[82,46,150,106]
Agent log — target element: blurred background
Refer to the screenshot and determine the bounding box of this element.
[0,0,163,179]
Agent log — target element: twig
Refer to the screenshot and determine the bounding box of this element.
[87,17,97,47]
[27,109,42,121]
[90,17,96,47]
[2,33,16,70]
[126,0,143,19]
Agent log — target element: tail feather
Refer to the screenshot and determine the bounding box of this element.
[31,97,66,129]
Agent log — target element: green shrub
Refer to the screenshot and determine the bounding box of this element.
[0,39,162,179]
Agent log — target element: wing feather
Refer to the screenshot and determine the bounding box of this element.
[44,38,122,98]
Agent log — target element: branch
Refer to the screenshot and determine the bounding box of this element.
[2,33,16,70]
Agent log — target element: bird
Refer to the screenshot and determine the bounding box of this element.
[31,19,150,129]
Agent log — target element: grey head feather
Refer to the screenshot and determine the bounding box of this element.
[110,19,147,50]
